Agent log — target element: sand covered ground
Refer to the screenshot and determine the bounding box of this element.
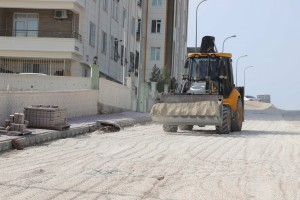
[0,101,299,200]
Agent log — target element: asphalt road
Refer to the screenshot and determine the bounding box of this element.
[0,106,300,200]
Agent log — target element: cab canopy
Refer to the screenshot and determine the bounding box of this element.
[188,53,232,58]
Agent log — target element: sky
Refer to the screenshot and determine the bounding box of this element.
[187,0,300,110]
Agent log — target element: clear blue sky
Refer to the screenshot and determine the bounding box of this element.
[187,0,300,110]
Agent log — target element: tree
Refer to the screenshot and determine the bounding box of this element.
[149,64,161,82]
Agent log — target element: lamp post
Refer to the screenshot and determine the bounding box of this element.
[235,55,248,86]
[195,0,207,52]
[222,35,236,52]
[244,66,254,94]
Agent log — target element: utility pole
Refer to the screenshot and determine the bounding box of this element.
[137,0,148,112]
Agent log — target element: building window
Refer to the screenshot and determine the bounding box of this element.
[152,0,162,6]
[101,31,107,54]
[110,35,115,60]
[112,0,119,21]
[151,47,160,60]
[131,17,135,35]
[110,36,120,62]
[13,13,39,37]
[136,19,141,41]
[121,45,124,65]
[103,0,108,12]
[89,22,96,47]
[114,39,119,62]
[130,52,135,72]
[122,9,126,28]
[151,20,161,33]
[135,51,139,76]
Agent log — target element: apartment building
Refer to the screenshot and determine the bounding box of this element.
[99,0,142,83]
[0,0,188,87]
[0,0,141,81]
[144,0,189,83]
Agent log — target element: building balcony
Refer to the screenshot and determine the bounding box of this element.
[0,29,82,41]
[0,35,83,58]
[0,0,84,14]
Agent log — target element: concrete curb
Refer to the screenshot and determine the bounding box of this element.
[96,115,151,129]
[0,113,151,153]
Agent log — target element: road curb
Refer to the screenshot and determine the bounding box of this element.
[0,114,151,153]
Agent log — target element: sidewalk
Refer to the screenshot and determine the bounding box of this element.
[0,112,151,153]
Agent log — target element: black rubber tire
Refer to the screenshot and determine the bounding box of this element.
[231,99,243,132]
[216,105,231,134]
[163,124,178,132]
[179,125,193,131]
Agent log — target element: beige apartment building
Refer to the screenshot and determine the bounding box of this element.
[0,0,188,87]
[0,0,141,81]
[144,0,188,83]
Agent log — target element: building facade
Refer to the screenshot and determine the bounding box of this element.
[144,0,189,84]
[257,94,271,103]
[98,0,142,83]
[0,0,188,87]
[0,0,141,81]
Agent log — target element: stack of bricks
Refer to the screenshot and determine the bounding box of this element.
[24,105,67,129]
[4,113,28,132]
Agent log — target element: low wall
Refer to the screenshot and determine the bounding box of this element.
[0,75,134,125]
[98,78,132,113]
[0,90,98,125]
[0,74,91,91]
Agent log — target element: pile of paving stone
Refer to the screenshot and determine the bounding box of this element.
[24,105,70,130]
[0,113,31,136]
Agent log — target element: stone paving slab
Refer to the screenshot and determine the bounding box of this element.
[0,112,151,153]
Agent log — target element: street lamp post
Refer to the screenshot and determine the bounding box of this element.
[195,0,207,52]
[235,55,248,86]
[222,35,236,52]
[244,66,254,94]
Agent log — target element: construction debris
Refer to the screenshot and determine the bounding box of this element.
[11,139,24,150]
[0,113,32,136]
[24,105,70,130]
[98,123,120,133]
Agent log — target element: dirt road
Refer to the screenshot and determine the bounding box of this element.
[0,103,300,200]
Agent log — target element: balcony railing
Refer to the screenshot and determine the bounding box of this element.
[0,57,68,76]
[0,29,82,42]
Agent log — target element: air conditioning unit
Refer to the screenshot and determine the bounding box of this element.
[54,10,68,19]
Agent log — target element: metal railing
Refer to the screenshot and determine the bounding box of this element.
[0,29,82,42]
[0,57,69,76]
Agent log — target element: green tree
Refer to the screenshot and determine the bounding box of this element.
[149,64,161,82]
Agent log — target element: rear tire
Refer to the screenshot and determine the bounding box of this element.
[163,124,178,132]
[179,125,193,131]
[216,105,231,134]
[231,99,243,132]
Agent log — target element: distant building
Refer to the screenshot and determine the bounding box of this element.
[144,0,189,82]
[257,95,271,103]
[187,47,201,53]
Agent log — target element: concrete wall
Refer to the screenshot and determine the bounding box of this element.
[0,74,91,91]
[0,90,98,124]
[98,78,132,113]
[0,75,134,124]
